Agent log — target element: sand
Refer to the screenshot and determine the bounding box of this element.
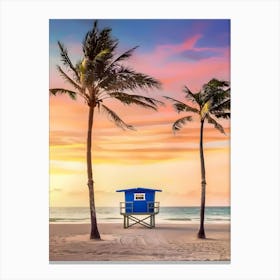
[49,223,230,262]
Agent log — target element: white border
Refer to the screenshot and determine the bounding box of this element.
[1,0,279,279]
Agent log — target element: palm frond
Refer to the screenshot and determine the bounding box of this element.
[101,47,139,86]
[95,49,111,62]
[205,115,225,134]
[82,48,114,86]
[82,21,99,59]
[127,69,162,90]
[109,46,138,66]
[183,86,201,105]
[57,41,80,82]
[209,78,230,88]
[56,66,83,92]
[130,95,164,107]
[83,21,116,62]
[95,28,117,60]
[114,95,157,110]
[210,98,230,111]
[201,79,230,105]
[213,111,230,119]
[101,104,135,130]
[101,66,161,91]
[172,116,193,133]
[210,97,230,119]
[164,96,199,114]
[108,92,163,110]
[49,88,77,100]
[80,22,161,92]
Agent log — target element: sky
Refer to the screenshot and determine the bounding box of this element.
[49,19,230,207]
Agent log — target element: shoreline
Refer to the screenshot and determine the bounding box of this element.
[50,223,230,262]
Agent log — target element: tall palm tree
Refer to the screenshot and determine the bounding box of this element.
[50,21,162,239]
[164,79,230,239]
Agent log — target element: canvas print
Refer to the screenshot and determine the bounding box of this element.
[49,19,230,262]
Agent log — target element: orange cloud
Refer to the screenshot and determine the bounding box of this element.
[49,32,230,207]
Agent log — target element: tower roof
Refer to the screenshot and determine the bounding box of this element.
[116,187,162,193]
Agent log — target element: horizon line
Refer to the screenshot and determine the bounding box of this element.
[50,205,231,208]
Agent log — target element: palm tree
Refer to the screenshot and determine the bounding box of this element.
[164,79,230,238]
[50,21,162,239]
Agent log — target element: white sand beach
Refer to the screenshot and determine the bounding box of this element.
[49,223,230,262]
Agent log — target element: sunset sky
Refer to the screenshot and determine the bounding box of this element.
[49,19,230,207]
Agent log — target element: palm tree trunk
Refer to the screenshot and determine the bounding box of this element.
[198,119,206,239]
[87,105,101,240]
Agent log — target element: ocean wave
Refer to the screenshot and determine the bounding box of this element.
[49,218,88,222]
[206,218,230,221]
[50,207,230,224]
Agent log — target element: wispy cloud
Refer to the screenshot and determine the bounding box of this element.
[181,49,223,61]
[153,34,203,60]
[49,20,230,206]
[127,33,229,93]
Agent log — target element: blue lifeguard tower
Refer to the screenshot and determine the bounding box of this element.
[116,187,162,228]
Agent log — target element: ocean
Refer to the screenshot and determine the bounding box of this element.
[50,206,230,224]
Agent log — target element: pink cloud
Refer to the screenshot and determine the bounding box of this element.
[50,33,230,108]
[127,35,230,94]
[154,34,203,60]
[129,55,229,94]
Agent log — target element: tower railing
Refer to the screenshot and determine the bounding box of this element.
[119,201,160,214]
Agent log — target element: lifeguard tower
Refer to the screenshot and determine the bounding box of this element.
[116,187,162,228]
